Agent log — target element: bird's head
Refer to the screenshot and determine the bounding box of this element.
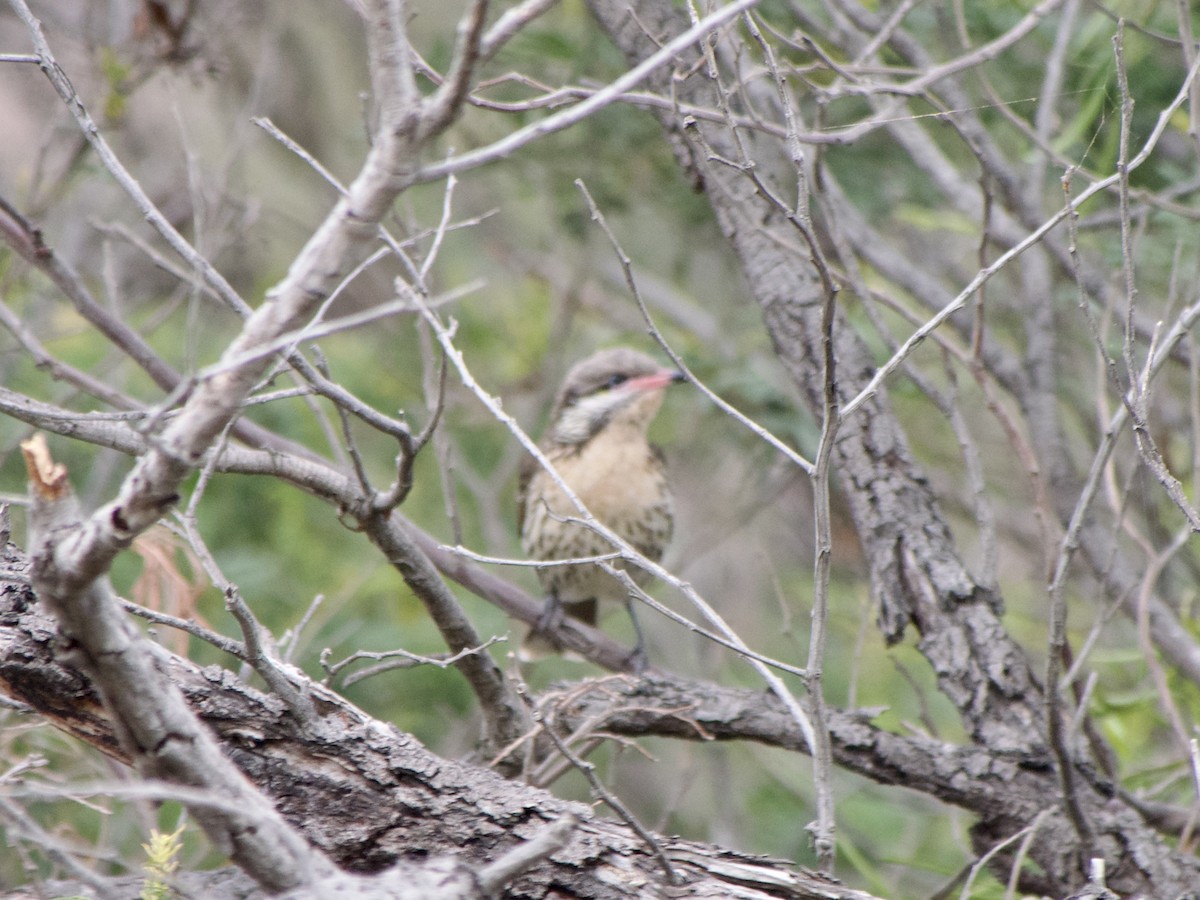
[548,347,684,446]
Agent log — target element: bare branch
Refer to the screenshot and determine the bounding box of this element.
[415,0,763,183]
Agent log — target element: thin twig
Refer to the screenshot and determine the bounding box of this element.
[477,813,579,893]
[529,687,681,885]
[415,0,763,184]
[567,178,821,752]
[321,635,506,685]
[121,598,246,661]
[0,794,121,899]
[224,588,316,725]
[10,4,250,319]
[574,180,813,476]
[841,45,1200,423]
[281,594,326,665]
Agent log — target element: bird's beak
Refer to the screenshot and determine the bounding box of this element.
[626,368,686,392]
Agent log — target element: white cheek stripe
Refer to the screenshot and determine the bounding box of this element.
[553,391,627,444]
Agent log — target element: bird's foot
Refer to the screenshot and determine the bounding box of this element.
[625,643,648,676]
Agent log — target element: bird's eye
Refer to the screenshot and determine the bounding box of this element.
[603,373,628,390]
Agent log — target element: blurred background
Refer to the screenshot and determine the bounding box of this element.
[2,1,1198,896]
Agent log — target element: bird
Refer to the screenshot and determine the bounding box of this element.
[517,347,684,668]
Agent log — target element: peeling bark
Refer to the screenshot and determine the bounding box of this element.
[0,548,878,900]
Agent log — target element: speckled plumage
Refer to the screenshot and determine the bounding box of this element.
[518,349,679,649]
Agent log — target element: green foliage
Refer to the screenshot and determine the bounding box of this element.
[98,47,132,122]
[5,0,1200,895]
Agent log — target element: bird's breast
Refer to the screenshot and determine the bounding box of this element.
[541,427,669,529]
[521,425,674,601]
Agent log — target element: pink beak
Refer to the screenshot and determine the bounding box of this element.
[624,368,685,392]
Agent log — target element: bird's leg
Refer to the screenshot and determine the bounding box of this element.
[624,595,648,675]
[536,590,565,643]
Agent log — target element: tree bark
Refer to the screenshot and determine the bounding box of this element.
[582,1,1200,895]
[0,543,878,900]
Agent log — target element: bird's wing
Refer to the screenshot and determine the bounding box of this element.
[516,451,536,534]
